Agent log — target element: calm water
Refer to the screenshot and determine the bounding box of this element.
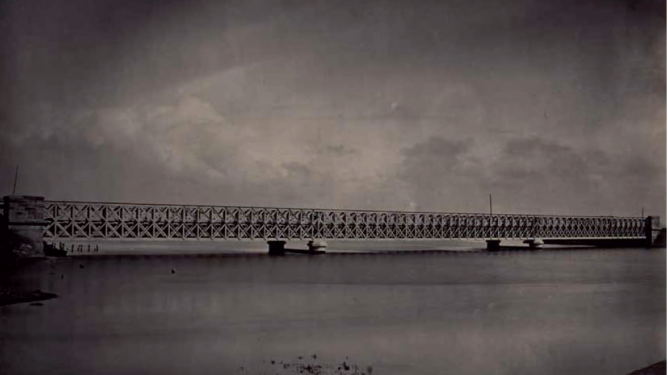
[1,247,665,375]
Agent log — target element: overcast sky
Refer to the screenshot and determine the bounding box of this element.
[0,0,665,216]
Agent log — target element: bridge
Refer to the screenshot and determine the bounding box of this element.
[0,195,661,257]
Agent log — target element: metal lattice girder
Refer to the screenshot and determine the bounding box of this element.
[43,201,648,241]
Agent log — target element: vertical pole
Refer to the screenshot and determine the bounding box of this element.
[489,194,493,215]
[641,207,644,218]
[12,164,19,195]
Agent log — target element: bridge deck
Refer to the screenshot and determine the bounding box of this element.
[43,201,646,241]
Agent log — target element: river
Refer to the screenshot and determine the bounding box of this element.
[1,245,665,375]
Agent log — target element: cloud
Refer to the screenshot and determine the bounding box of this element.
[397,137,483,212]
[493,137,592,185]
[0,93,411,209]
[492,137,665,215]
[0,0,663,217]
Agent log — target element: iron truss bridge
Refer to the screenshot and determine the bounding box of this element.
[43,201,647,241]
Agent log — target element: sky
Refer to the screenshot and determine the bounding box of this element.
[0,0,665,216]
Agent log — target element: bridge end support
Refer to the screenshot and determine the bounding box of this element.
[2,195,46,258]
[646,216,663,247]
[268,240,286,256]
[486,240,501,251]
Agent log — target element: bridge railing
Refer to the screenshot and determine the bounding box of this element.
[43,201,647,241]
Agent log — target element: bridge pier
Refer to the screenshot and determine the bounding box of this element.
[2,195,46,258]
[486,240,501,251]
[523,238,544,249]
[267,240,286,256]
[308,240,327,253]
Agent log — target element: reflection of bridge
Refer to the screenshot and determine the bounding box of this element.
[1,196,661,256]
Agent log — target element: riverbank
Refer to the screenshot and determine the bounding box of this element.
[627,360,666,375]
[0,287,57,306]
[0,256,58,306]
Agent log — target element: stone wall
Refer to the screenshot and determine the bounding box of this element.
[1,196,46,258]
[645,216,663,247]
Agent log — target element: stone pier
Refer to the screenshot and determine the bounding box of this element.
[307,239,327,253]
[2,195,46,258]
[267,240,286,255]
[486,240,501,251]
[523,238,544,249]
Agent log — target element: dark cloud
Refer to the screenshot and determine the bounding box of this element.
[401,137,473,172]
[487,137,664,215]
[393,135,665,216]
[496,137,591,185]
[397,137,481,212]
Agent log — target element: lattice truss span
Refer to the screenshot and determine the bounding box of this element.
[43,201,647,241]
